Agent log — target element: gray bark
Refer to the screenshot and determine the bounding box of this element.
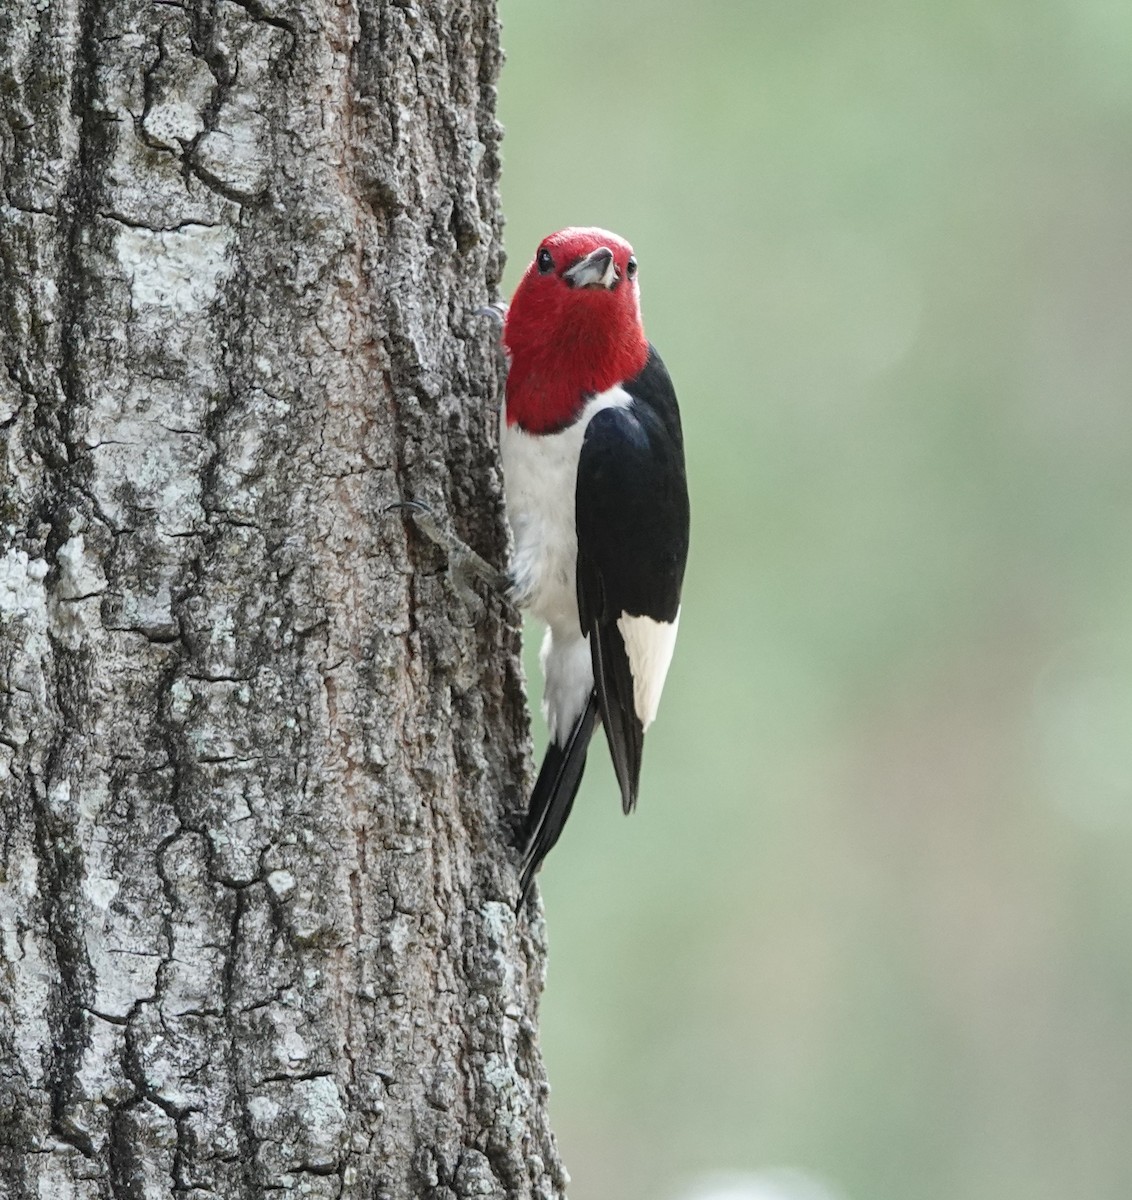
[0,2,565,1197]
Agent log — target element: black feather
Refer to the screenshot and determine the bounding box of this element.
[518,693,600,904]
[589,614,643,813]
[574,344,689,815]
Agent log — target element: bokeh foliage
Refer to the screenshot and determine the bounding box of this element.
[496,2,1132,1198]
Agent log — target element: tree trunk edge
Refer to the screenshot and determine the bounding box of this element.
[0,2,567,1197]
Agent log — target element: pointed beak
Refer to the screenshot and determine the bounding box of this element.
[563,246,618,290]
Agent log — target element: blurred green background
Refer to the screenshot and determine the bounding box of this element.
[495,1,1132,1198]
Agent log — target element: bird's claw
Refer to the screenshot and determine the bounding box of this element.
[387,499,511,603]
[476,302,507,327]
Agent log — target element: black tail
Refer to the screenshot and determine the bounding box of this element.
[518,693,600,905]
[590,621,645,814]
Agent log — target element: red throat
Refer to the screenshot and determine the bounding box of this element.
[503,228,649,434]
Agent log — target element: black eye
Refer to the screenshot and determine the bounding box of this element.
[626,255,638,279]
[537,248,554,274]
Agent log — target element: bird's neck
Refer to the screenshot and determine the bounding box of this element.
[505,327,648,434]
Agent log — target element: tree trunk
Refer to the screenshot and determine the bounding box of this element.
[0,3,564,1197]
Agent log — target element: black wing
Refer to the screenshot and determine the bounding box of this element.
[575,344,690,813]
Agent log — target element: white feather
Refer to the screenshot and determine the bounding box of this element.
[500,385,631,741]
[539,628,592,744]
[616,609,680,728]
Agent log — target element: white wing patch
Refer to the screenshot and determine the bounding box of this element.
[616,608,681,728]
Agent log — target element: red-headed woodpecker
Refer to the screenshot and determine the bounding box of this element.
[501,228,690,899]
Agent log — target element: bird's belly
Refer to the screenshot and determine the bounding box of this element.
[500,419,585,632]
[500,385,633,631]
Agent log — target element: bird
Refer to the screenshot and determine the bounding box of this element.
[499,227,690,901]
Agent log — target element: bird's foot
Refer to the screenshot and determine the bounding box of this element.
[387,499,511,606]
[476,300,508,328]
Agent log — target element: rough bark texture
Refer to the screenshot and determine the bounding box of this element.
[0,2,565,1197]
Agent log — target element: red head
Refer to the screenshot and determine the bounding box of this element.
[503,227,649,433]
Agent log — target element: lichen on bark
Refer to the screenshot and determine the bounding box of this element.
[0,2,565,1197]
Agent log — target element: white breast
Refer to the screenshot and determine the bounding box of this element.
[501,385,632,742]
[499,385,631,634]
